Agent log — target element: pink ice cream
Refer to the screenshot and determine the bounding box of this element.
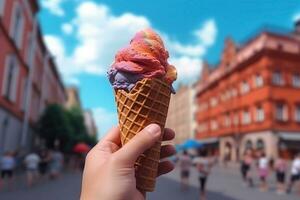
[108,28,177,92]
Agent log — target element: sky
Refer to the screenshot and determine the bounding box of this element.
[38,0,300,138]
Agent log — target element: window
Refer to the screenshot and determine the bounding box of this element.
[10,3,24,48]
[233,113,239,125]
[254,74,264,88]
[21,77,28,111]
[210,97,218,107]
[224,113,231,127]
[275,103,288,121]
[26,34,35,68]
[0,0,5,16]
[198,123,207,132]
[256,139,265,150]
[211,120,218,131]
[255,106,265,122]
[295,105,300,122]
[245,140,253,150]
[292,73,300,88]
[240,81,250,94]
[242,110,251,125]
[231,88,237,97]
[272,71,284,86]
[2,55,19,102]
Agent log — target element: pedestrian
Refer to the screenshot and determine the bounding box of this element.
[177,150,192,191]
[194,148,212,200]
[39,149,50,179]
[49,148,64,179]
[24,151,40,187]
[287,153,300,194]
[241,149,254,187]
[274,154,287,195]
[258,151,269,191]
[0,152,16,189]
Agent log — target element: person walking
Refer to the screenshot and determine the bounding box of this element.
[24,152,40,187]
[287,153,300,194]
[274,155,287,194]
[49,148,64,179]
[194,149,212,200]
[258,152,269,191]
[0,152,16,189]
[38,149,50,179]
[177,150,192,191]
[241,149,254,187]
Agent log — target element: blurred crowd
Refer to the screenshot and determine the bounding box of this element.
[240,149,300,195]
[0,148,86,190]
[176,149,300,200]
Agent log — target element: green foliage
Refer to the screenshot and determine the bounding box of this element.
[37,104,98,152]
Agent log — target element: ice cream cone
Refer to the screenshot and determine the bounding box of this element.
[115,78,171,192]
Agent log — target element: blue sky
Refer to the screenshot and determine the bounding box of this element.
[39,0,300,137]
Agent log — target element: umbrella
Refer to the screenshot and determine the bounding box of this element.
[73,143,91,153]
[178,139,203,150]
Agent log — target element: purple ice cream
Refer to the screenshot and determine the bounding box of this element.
[108,69,143,92]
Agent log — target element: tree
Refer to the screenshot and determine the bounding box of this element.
[37,104,72,151]
[37,104,98,152]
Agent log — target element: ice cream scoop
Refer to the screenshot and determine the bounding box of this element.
[108,28,177,92]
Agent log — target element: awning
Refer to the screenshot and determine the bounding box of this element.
[198,137,219,144]
[279,132,300,141]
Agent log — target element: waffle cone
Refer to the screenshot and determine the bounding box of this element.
[115,78,171,192]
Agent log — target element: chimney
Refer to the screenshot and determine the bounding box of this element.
[295,19,300,34]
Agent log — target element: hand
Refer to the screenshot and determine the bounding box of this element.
[80,124,176,200]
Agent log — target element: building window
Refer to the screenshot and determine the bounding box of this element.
[254,74,264,88]
[2,55,19,102]
[21,78,28,111]
[255,106,265,122]
[224,113,231,127]
[233,112,239,125]
[256,139,265,150]
[240,81,250,94]
[245,140,253,150]
[295,105,300,123]
[26,34,35,68]
[198,123,207,132]
[242,110,251,125]
[211,120,218,131]
[275,103,288,121]
[272,71,284,86]
[210,97,218,107]
[292,73,300,88]
[0,0,5,16]
[231,88,237,97]
[10,3,24,48]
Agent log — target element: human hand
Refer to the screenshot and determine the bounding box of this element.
[80,124,176,200]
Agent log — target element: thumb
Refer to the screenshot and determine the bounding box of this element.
[114,124,161,166]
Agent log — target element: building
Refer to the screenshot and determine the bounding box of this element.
[166,85,196,144]
[84,110,97,137]
[0,0,66,153]
[65,87,82,109]
[195,21,300,160]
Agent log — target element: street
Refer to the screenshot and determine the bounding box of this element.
[0,165,299,200]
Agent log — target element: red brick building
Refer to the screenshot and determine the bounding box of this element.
[0,0,66,153]
[195,21,300,160]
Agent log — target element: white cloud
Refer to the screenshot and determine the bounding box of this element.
[92,107,118,139]
[194,19,217,46]
[62,23,74,35]
[41,0,65,16]
[293,13,300,21]
[45,1,217,85]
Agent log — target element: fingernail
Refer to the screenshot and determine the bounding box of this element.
[145,124,161,137]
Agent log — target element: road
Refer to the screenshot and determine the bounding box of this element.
[0,166,299,200]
